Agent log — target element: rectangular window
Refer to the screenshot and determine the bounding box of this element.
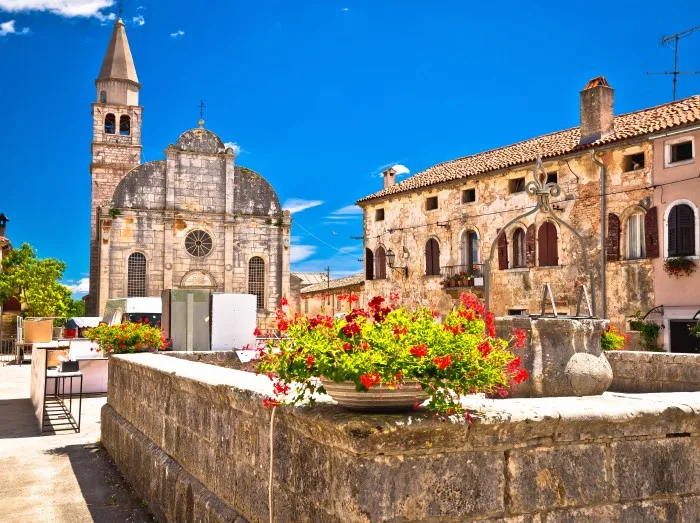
[671,141,693,163]
[507,308,527,316]
[375,208,385,221]
[546,172,558,185]
[509,177,526,194]
[426,196,438,211]
[623,153,645,172]
[627,214,645,259]
[462,188,476,204]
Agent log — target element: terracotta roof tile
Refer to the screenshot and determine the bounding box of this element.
[300,274,364,294]
[358,95,700,203]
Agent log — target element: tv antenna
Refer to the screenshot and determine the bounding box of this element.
[647,25,700,100]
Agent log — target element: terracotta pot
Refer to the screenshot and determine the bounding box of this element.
[320,379,428,411]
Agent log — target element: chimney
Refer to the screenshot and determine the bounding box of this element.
[579,76,614,145]
[0,213,8,238]
[383,167,397,189]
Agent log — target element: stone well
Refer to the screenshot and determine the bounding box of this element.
[101,353,700,522]
[495,316,609,397]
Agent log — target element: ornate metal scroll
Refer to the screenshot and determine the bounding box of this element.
[483,158,596,317]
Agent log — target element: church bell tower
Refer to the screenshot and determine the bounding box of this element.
[86,17,142,315]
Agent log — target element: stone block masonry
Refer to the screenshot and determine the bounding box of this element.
[607,350,700,393]
[102,353,700,522]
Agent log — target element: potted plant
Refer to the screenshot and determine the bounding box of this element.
[84,320,169,355]
[629,317,664,352]
[448,277,456,287]
[663,256,697,278]
[600,324,628,351]
[256,293,528,415]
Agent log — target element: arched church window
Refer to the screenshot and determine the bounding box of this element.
[184,230,213,258]
[120,115,131,136]
[104,113,116,134]
[248,257,265,310]
[100,91,107,103]
[127,253,147,297]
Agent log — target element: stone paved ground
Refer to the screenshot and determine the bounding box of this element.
[0,365,154,523]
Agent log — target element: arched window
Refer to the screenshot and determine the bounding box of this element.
[365,248,374,280]
[626,212,645,259]
[100,91,107,103]
[668,203,696,256]
[104,113,116,134]
[425,238,440,276]
[119,115,131,136]
[248,257,265,310]
[375,246,387,280]
[461,230,480,272]
[538,222,558,267]
[513,228,527,268]
[127,253,147,297]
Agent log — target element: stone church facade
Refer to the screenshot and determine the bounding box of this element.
[86,19,290,322]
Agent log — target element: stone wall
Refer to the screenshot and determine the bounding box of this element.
[102,353,700,522]
[607,350,700,393]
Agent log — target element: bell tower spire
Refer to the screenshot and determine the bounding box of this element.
[86,17,143,316]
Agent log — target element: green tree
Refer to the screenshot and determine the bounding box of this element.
[0,243,72,317]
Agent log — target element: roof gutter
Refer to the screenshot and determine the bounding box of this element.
[590,150,607,319]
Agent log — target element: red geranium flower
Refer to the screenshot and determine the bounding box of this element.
[393,325,408,337]
[513,328,527,349]
[477,341,492,357]
[262,398,280,408]
[410,344,428,357]
[306,355,315,370]
[253,327,262,337]
[506,356,522,374]
[360,373,381,389]
[433,354,453,370]
[279,297,289,307]
[343,342,352,351]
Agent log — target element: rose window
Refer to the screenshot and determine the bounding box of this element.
[185,230,213,258]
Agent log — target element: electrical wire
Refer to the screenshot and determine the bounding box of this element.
[292,219,359,258]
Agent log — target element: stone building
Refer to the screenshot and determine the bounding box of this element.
[298,274,365,317]
[358,77,700,350]
[85,19,290,324]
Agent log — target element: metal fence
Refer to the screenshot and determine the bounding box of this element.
[0,339,16,365]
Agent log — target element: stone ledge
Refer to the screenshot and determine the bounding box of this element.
[607,351,700,393]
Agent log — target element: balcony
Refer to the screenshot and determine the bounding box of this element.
[440,264,484,289]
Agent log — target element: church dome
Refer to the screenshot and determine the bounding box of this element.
[174,127,225,154]
[233,166,282,216]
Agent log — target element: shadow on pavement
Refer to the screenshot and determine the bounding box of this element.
[44,443,155,523]
[0,399,39,439]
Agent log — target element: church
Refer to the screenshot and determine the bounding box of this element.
[85,18,291,323]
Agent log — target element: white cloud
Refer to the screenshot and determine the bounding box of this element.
[170,29,184,38]
[131,14,144,26]
[330,205,363,217]
[65,277,89,294]
[0,0,116,19]
[291,244,316,263]
[391,164,410,176]
[0,19,29,35]
[136,4,145,9]
[223,141,242,155]
[342,7,349,11]
[282,198,324,214]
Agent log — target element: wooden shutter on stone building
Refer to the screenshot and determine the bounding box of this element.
[497,231,508,270]
[677,204,695,255]
[538,222,558,267]
[365,248,374,280]
[425,239,440,276]
[644,206,659,258]
[606,213,620,262]
[526,224,536,267]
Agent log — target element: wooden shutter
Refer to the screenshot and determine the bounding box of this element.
[678,204,695,255]
[375,247,386,279]
[526,224,536,267]
[668,206,678,256]
[606,213,620,262]
[497,231,508,270]
[644,206,659,259]
[425,239,440,275]
[538,222,558,266]
[365,249,374,280]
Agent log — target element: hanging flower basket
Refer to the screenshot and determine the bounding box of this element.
[663,257,697,278]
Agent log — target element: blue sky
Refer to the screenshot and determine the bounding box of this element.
[1,0,699,295]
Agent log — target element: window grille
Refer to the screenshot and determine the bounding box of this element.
[248,257,265,310]
[127,253,147,297]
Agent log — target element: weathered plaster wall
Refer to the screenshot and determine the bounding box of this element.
[607,350,700,393]
[361,145,655,327]
[102,353,700,523]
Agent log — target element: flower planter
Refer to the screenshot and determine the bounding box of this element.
[321,379,428,411]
